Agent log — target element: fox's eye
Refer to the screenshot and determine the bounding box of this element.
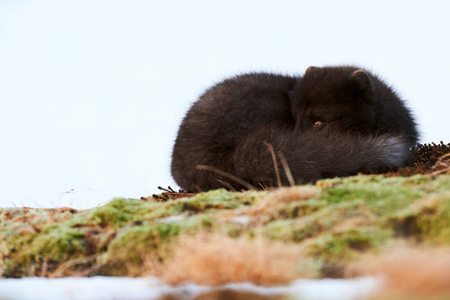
[313,121,323,127]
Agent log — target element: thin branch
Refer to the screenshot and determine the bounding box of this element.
[278,151,295,187]
[215,179,237,192]
[431,152,450,176]
[263,141,282,188]
[196,165,257,191]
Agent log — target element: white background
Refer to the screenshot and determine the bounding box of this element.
[1,0,449,208]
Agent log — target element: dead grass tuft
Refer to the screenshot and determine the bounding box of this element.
[431,153,450,175]
[141,186,197,202]
[350,247,450,298]
[253,186,319,215]
[160,233,305,286]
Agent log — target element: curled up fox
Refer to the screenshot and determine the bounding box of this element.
[171,65,418,192]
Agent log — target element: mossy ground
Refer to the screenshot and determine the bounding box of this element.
[1,173,450,283]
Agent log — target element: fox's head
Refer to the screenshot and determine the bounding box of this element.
[290,65,378,136]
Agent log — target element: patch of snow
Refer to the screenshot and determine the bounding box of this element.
[0,276,382,300]
[229,215,251,226]
[289,277,384,300]
[154,214,186,224]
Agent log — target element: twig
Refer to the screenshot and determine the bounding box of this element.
[264,141,282,188]
[431,152,450,176]
[278,151,295,187]
[215,179,237,192]
[196,165,257,191]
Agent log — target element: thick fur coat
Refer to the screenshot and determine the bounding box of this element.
[171,66,418,191]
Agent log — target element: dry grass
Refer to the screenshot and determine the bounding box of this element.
[349,247,450,298]
[253,186,319,215]
[432,153,450,175]
[160,233,306,286]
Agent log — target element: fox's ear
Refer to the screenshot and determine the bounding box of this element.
[351,70,372,91]
[305,66,319,75]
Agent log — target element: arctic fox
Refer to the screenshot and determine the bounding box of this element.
[171,66,418,191]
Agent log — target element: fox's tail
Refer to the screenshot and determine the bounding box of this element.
[231,128,411,188]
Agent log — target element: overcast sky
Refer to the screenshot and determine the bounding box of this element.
[1,0,449,208]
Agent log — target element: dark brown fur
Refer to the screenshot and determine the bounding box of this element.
[171,66,418,192]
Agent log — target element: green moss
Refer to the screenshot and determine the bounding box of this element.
[128,189,258,222]
[320,177,430,221]
[263,219,296,241]
[30,226,85,260]
[194,214,216,229]
[2,174,450,278]
[420,197,450,243]
[322,180,421,207]
[1,224,87,277]
[308,227,390,261]
[387,193,450,243]
[1,233,37,277]
[89,198,148,228]
[273,199,324,220]
[103,223,182,275]
[174,189,258,212]
[264,216,323,242]
[109,223,181,254]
